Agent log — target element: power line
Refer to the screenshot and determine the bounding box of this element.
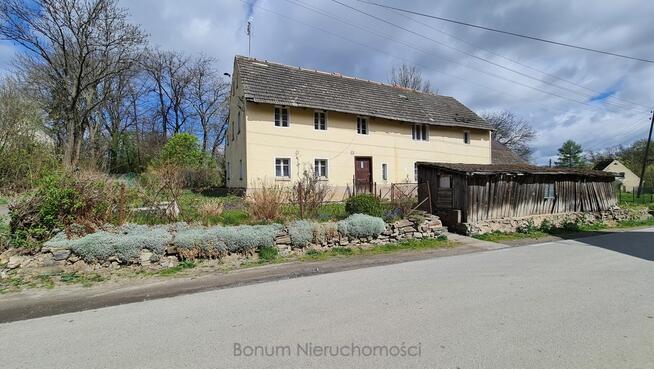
[241,0,651,153]
[355,0,654,64]
[379,6,651,112]
[329,0,645,114]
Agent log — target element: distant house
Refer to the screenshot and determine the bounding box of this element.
[593,159,640,192]
[491,141,528,165]
[224,56,493,197]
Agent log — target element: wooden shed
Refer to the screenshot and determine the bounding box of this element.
[416,162,617,225]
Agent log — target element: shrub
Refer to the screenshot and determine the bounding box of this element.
[10,172,120,244]
[44,224,173,262]
[290,170,332,218]
[198,199,224,224]
[561,219,582,232]
[216,224,282,253]
[312,222,338,244]
[247,180,287,222]
[517,219,536,234]
[539,219,554,233]
[288,220,314,248]
[345,194,384,217]
[337,214,386,238]
[158,133,204,167]
[172,227,227,260]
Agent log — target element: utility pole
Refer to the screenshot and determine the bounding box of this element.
[246,21,252,57]
[637,110,654,198]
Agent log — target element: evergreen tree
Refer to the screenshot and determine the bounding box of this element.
[555,140,586,168]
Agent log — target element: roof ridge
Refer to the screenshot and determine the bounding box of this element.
[234,55,449,98]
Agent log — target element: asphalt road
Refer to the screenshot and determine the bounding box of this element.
[1,228,652,369]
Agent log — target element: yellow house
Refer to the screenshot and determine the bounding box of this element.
[225,56,493,198]
[593,159,641,192]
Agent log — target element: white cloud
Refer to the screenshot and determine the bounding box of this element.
[1,0,652,163]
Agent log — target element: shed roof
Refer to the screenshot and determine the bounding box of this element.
[235,56,492,131]
[416,162,615,178]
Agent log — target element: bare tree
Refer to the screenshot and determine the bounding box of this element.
[389,64,434,94]
[482,111,535,160]
[0,0,146,169]
[186,56,229,154]
[142,49,194,138]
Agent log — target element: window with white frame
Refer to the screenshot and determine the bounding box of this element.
[274,107,289,127]
[463,131,470,144]
[412,124,429,141]
[314,111,326,130]
[382,163,388,181]
[275,158,290,178]
[357,117,368,134]
[314,159,328,178]
[226,162,231,180]
[239,160,243,180]
[544,183,556,199]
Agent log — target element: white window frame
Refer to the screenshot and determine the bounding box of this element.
[414,162,418,182]
[356,116,368,135]
[314,110,327,131]
[412,123,429,141]
[382,163,388,181]
[275,158,291,179]
[314,159,328,178]
[463,130,470,144]
[274,106,290,127]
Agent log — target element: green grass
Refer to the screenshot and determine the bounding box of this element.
[619,191,654,208]
[158,260,196,276]
[0,197,8,205]
[474,230,549,242]
[128,191,250,226]
[59,272,105,287]
[301,237,452,261]
[258,245,279,262]
[281,202,348,221]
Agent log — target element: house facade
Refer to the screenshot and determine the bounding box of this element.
[225,56,493,198]
[593,159,641,192]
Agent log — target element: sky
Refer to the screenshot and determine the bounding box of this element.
[1,0,653,164]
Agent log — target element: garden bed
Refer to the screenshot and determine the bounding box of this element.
[0,212,447,293]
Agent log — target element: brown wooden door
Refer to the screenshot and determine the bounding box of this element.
[354,157,372,193]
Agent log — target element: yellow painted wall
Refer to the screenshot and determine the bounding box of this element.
[603,160,641,191]
[224,66,248,189]
[226,99,491,198]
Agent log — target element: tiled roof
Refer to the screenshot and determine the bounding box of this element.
[592,159,615,171]
[235,56,492,131]
[416,162,616,178]
[491,141,528,165]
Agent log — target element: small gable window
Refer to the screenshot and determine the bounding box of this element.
[274,107,289,127]
[413,124,429,141]
[463,131,470,144]
[357,117,368,135]
[314,111,327,130]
